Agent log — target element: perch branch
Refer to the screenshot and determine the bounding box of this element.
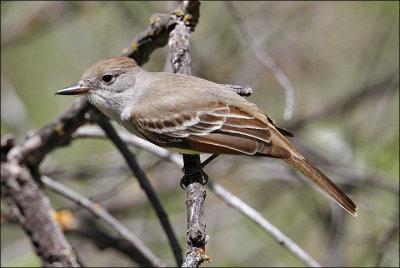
[167,1,208,267]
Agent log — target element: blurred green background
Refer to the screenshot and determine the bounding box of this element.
[1,1,398,267]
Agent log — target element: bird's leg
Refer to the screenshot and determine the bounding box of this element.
[200,154,219,168]
[180,154,219,189]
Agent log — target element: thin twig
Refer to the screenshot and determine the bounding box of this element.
[226,2,295,120]
[73,125,327,267]
[6,97,91,167]
[91,109,183,266]
[219,84,253,97]
[41,175,165,267]
[75,126,183,167]
[73,218,157,266]
[168,1,208,267]
[207,180,321,267]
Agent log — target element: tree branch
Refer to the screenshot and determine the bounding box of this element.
[41,175,165,267]
[167,1,209,267]
[6,97,91,167]
[1,162,80,267]
[90,109,183,266]
[121,0,200,66]
[207,180,321,267]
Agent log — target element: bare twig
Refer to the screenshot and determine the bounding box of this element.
[219,83,253,97]
[73,218,157,266]
[41,175,165,267]
[73,123,329,267]
[75,126,182,167]
[207,180,321,267]
[91,109,183,266]
[167,1,208,267]
[226,2,295,120]
[6,97,91,167]
[1,162,80,267]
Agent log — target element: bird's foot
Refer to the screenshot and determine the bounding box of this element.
[180,154,219,189]
[180,167,209,189]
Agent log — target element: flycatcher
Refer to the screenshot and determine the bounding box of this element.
[56,56,358,216]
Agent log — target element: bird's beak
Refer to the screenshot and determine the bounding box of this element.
[55,83,90,95]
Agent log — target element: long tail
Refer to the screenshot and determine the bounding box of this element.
[285,156,358,216]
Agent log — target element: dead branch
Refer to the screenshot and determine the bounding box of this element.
[1,162,80,267]
[41,175,165,267]
[90,109,183,266]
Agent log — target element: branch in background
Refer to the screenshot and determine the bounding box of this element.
[1,97,90,267]
[226,2,295,121]
[72,219,156,267]
[207,180,321,267]
[286,72,399,131]
[1,75,34,133]
[75,126,183,166]
[90,109,183,266]
[71,124,397,265]
[1,162,80,267]
[1,2,77,46]
[41,175,165,267]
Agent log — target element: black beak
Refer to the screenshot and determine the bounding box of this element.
[55,83,90,95]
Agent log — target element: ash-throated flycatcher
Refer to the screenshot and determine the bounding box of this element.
[56,56,357,216]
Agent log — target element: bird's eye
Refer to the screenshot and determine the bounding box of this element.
[102,75,114,84]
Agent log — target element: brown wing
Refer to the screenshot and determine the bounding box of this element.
[131,101,290,158]
[129,85,357,216]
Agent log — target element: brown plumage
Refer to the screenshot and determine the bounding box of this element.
[56,56,358,216]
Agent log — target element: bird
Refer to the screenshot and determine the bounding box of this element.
[56,56,358,216]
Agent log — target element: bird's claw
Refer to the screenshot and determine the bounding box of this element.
[180,167,209,189]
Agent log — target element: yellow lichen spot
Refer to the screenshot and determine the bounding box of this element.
[203,254,211,262]
[150,16,160,23]
[183,14,193,22]
[58,210,75,231]
[93,203,102,210]
[175,9,184,16]
[55,125,64,136]
[121,48,129,54]
[52,209,75,231]
[199,248,204,254]
[131,42,138,51]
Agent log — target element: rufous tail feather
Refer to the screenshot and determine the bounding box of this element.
[284,157,358,216]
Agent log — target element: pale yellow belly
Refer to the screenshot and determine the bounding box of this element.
[167,147,202,155]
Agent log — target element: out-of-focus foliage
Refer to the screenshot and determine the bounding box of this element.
[1,1,398,267]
